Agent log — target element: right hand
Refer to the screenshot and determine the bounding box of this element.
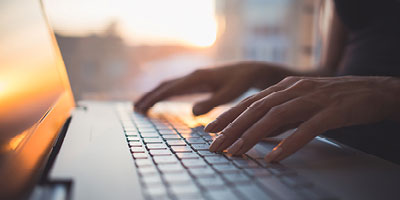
[134,61,294,116]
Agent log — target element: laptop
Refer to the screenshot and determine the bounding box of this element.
[1,0,400,199]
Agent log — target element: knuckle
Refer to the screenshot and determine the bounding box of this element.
[240,94,257,106]
[294,79,315,89]
[248,99,264,110]
[159,78,176,87]
[282,76,298,83]
[191,69,207,77]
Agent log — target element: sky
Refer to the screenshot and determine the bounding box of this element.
[43,0,218,47]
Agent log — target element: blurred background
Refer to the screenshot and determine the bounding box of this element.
[42,0,332,101]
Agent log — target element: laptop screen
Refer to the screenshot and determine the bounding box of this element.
[0,0,74,198]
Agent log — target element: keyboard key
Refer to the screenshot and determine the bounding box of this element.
[176,153,200,159]
[128,141,143,147]
[281,175,313,188]
[266,165,296,176]
[137,123,154,128]
[153,156,179,164]
[180,133,201,139]
[159,130,177,135]
[204,156,230,165]
[196,176,225,188]
[171,146,193,153]
[162,135,181,140]
[257,176,302,200]
[226,155,247,160]
[149,149,172,156]
[139,130,159,136]
[125,131,139,137]
[255,159,269,167]
[130,147,146,153]
[143,138,163,143]
[144,185,168,198]
[166,140,187,146]
[127,136,140,142]
[234,183,274,200]
[222,173,251,184]
[201,135,214,141]
[158,163,185,173]
[124,127,138,132]
[181,159,207,168]
[191,144,210,151]
[154,124,173,130]
[244,168,272,177]
[138,166,158,175]
[212,164,239,173]
[196,131,211,136]
[133,153,148,159]
[139,128,158,133]
[170,183,200,196]
[206,188,240,200]
[175,194,204,200]
[189,166,215,177]
[245,146,265,159]
[186,138,207,144]
[163,172,192,183]
[297,186,334,200]
[176,129,193,134]
[197,151,221,157]
[147,143,168,150]
[140,133,160,138]
[141,174,163,185]
[135,159,153,167]
[232,159,260,168]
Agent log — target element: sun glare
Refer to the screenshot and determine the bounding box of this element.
[119,0,218,47]
[44,0,218,47]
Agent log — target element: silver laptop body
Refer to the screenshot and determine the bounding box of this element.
[1,1,400,200]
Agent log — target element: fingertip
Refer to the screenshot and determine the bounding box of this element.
[192,104,211,116]
[209,134,225,152]
[204,120,218,132]
[264,147,283,163]
[227,138,244,155]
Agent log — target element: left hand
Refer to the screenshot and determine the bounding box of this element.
[206,76,400,163]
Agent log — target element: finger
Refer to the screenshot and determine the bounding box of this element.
[135,79,181,114]
[209,88,303,153]
[230,97,321,155]
[265,108,336,163]
[135,79,175,112]
[205,76,302,133]
[204,95,256,132]
[135,72,208,114]
[192,81,250,116]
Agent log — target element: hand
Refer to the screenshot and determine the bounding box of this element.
[135,61,293,115]
[206,76,400,162]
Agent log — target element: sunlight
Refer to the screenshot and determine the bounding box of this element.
[118,0,218,47]
[44,0,218,47]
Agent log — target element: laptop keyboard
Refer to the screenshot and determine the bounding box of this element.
[117,104,335,200]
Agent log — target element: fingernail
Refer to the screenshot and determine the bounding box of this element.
[209,134,225,152]
[265,147,283,163]
[227,138,244,155]
[204,120,218,132]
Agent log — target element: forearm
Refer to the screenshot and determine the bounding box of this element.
[387,77,400,123]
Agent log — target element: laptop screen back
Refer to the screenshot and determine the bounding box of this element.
[0,0,74,198]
